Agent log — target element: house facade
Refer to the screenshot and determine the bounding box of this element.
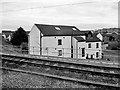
[29,24,102,59]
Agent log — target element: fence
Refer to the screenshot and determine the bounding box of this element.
[1,45,120,63]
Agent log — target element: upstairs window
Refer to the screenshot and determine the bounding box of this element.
[88,43,91,48]
[96,43,99,48]
[58,39,62,45]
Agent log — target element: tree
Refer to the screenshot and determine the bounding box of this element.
[11,27,28,46]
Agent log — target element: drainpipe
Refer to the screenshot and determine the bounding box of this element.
[71,36,73,58]
[76,41,78,58]
[40,32,42,55]
[28,34,30,54]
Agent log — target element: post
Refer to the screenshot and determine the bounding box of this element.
[33,47,34,55]
[47,47,48,56]
[71,36,73,58]
[20,45,22,54]
[99,50,100,60]
[40,32,42,55]
[79,47,80,59]
[63,48,64,57]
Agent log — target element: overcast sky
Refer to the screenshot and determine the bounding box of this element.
[0,0,119,32]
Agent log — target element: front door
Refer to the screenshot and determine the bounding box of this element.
[81,48,85,57]
[91,55,93,59]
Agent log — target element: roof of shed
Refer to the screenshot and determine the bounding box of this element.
[75,32,101,42]
[86,36,101,42]
[75,36,101,42]
[35,24,90,36]
[74,37,85,42]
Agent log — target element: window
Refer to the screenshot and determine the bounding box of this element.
[58,39,62,45]
[58,50,62,56]
[72,28,77,31]
[55,27,61,30]
[96,52,99,58]
[88,43,91,48]
[96,43,99,48]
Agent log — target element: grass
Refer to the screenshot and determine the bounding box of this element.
[2,70,89,88]
[1,38,28,54]
[103,50,120,56]
[102,50,120,63]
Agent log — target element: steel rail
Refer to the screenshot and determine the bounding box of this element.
[1,67,120,89]
[2,57,120,77]
[2,54,120,76]
[2,55,120,87]
[2,53,120,69]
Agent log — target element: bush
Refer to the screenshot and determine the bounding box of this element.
[11,27,28,46]
[107,41,119,50]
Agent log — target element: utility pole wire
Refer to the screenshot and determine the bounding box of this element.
[1,1,94,13]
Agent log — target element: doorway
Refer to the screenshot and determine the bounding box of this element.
[81,48,85,57]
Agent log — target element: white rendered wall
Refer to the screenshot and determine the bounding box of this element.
[72,37,78,58]
[86,42,102,59]
[77,41,102,59]
[42,36,71,57]
[29,25,40,55]
[78,42,86,59]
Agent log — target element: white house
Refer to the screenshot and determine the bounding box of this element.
[29,24,102,59]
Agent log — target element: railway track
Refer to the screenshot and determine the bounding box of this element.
[2,53,120,68]
[2,53,120,75]
[1,53,120,89]
[1,67,119,89]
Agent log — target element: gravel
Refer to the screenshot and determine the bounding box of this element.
[2,70,90,88]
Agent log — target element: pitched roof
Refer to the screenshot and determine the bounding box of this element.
[75,32,101,42]
[35,24,89,36]
[75,36,101,42]
[86,36,101,42]
[74,37,85,42]
[92,32,98,37]
[84,32,101,42]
